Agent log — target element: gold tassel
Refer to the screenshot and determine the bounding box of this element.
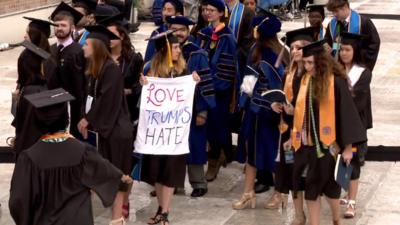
[166,37,173,69]
[253,26,259,40]
[225,7,228,18]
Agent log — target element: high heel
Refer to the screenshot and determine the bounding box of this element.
[344,200,356,219]
[147,206,162,225]
[109,217,126,225]
[290,212,306,225]
[232,191,256,210]
[264,192,288,210]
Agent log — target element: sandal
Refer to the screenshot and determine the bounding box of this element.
[147,206,162,224]
[340,198,348,205]
[344,200,356,219]
[159,212,169,225]
[109,217,126,225]
[122,203,129,219]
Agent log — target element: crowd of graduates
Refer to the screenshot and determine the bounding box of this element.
[7,0,381,225]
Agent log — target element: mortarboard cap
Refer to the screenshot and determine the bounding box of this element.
[163,0,184,15]
[302,40,326,57]
[286,27,317,46]
[340,32,364,46]
[72,0,98,13]
[20,40,51,60]
[23,17,57,38]
[24,88,75,124]
[206,0,226,12]
[50,1,84,25]
[85,25,120,46]
[147,30,179,67]
[307,4,325,17]
[165,15,195,26]
[252,15,281,40]
[97,12,125,26]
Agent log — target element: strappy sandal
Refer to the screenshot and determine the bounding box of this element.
[109,217,126,225]
[344,200,356,219]
[147,206,162,225]
[159,212,169,225]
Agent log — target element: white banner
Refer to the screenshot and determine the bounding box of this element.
[134,75,196,155]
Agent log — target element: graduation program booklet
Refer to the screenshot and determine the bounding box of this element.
[334,154,353,191]
[87,130,98,148]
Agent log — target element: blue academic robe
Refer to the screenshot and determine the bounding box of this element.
[183,40,216,164]
[144,24,168,63]
[237,47,285,171]
[198,25,239,147]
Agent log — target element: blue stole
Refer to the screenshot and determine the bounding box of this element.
[78,30,90,46]
[228,2,245,41]
[330,10,361,54]
[319,27,324,40]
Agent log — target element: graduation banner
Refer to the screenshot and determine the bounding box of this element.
[134,75,196,155]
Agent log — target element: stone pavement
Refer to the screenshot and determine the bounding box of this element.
[1,0,400,224]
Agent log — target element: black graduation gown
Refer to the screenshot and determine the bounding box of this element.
[49,43,86,139]
[352,69,373,130]
[13,50,56,155]
[86,59,134,178]
[117,52,144,123]
[325,15,381,71]
[9,138,123,225]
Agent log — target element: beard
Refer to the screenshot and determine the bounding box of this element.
[55,28,72,39]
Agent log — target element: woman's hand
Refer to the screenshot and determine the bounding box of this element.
[283,103,294,115]
[121,175,133,184]
[124,89,132,96]
[139,73,148,86]
[283,139,292,151]
[192,71,201,83]
[78,118,89,139]
[271,102,283,113]
[196,115,206,126]
[342,144,353,166]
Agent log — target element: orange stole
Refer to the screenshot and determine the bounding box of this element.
[279,66,297,134]
[292,73,336,151]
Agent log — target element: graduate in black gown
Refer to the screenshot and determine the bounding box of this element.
[13,17,57,156]
[78,25,134,224]
[306,4,326,40]
[48,2,87,140]
[291,40,367,225]
[9,88,132,225]
[100,13,144,218]
[325,0,380,71]
[338,32,372,219]
[72,0,98,45]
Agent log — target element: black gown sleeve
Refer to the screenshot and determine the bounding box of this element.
[86,62,124,138]
[71,50,87,119]
[81,145,123,207]
[352,69,372,113]
[361,16,381,71]
[334,76,367,149]
[324,22,334,47]
[9,153,38,225]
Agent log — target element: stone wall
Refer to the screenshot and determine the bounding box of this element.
[0,0,63,15]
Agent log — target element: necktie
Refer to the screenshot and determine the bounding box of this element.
[343,21,349,31]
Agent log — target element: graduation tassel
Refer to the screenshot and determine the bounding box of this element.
[166,37,173,69]
[253,26,259,40]
[274,37,286,68]
[225,7,229,19]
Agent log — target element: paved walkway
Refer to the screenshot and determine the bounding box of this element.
[1,0,400,224]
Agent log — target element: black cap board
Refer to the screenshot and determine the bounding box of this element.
[302,39,326,57]
[85,25,120,46]
[72,0,98,13]
[147,29,179,52]
[21,40,51,60]
[50,1,84,25]
[23,17,57,38]
[340,32,364,45]
[165,15,195,26]
[97,12,125,26]
[286,27,317,46]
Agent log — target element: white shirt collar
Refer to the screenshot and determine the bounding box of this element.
[57,36,74,50]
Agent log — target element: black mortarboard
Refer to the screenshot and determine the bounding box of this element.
[72,0,98,13]
[85,25,120,46]
[24,88,75,124]
[50,1,84,25]
[163,0,184,15]
[302,40,326,57]
[20,40,51,60]
[97,12,125,26]
[206,0,226,12]
[340,32,364,46]
[23,17,57,38]
[307,4,325,18]
[252,15,281,40]
[165,16,195,26]
[286,27,317,46]
[147,30,179,68]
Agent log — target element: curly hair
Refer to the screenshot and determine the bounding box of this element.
[310,51,346,101]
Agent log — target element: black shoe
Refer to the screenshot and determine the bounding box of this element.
[254,183,270,194]
[191,188,208,197]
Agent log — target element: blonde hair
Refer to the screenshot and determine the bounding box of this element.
[150,44,186,77]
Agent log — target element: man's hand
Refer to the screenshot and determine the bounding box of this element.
[78,118,89,139]
[342,144,353,166]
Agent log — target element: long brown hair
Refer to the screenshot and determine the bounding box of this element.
[150,44,185,78]
[252,35,289,67]
[28,25,50,52]
[110,24,135,61]
[86,39,111,78]
[311,51,346,101]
